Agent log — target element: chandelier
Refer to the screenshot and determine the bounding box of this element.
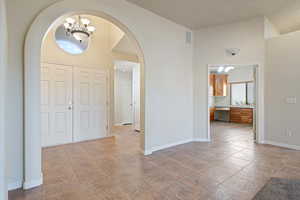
[64,16,96,43]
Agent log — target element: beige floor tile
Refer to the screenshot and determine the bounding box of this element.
[9,123,300,200]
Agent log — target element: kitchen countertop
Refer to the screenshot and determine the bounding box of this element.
[213,105,254,109]
[229,105,254,109]
[215,107,230,111]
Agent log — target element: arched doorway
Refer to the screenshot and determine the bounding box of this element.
[24,1,146,189]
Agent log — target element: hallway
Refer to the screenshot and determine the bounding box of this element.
[9,124,300,200]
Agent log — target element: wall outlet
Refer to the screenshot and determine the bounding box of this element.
[286,97,297,104]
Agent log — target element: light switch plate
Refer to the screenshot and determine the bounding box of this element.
[286,97,297,104]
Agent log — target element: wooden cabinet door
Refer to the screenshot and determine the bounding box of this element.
[214,74,228,96]
[230,108,253,124]
[210,74,215,87]
[240,108,253,124]
[230,107,241,123]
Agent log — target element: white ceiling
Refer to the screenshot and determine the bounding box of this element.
[126,0,299,33]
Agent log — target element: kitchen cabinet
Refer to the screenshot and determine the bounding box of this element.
[214,74,228,96]
[210,74,215,88]
[210,74,228,96]
[230,107,253,124]
[210,107,215,121]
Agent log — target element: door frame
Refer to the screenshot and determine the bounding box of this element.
[113,60,140,128]
[207,64,264,143]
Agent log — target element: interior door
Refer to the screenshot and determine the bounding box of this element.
[115,70,133,124]
[41,64,73,147]
[132,64,141,131]
[73,67,108,142]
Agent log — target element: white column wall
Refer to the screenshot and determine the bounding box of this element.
[0,0,7,198]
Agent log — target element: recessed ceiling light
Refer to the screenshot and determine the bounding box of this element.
[218,66,224,73]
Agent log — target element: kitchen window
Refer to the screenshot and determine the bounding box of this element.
[230,82,254,106]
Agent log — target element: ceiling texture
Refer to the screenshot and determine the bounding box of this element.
[126,0,300,33]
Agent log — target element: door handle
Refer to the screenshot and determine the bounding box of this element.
[68,100,73,110]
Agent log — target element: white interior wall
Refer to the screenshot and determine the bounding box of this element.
[114,69,133,125]
[0,0,7,198]
[6,0,194,189]
[194,17,265,140]
[266,31,300,148]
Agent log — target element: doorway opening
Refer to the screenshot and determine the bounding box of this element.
[113,61,140,133]
[40,14,142,148]
[23,5,146,188]
[208,65,258,147]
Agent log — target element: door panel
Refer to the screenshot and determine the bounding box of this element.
[41,64,73,147]
[114,70,133,125]
[74,67,108,142]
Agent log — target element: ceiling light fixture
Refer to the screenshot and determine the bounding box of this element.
[218,66,225,73]
[64,16,96,43]
[225,66,235,73]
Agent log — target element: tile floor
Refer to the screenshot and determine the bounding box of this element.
[9,122,300,200]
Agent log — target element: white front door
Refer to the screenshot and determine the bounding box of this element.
[73,67,108,142]
[41,64,73,147]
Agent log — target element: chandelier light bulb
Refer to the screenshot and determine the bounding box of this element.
[64,23,70,29]
[65,17,75,25]
[87,26,96,32]
[81,18,90,26]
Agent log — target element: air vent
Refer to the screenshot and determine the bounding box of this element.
[186,31,192,44]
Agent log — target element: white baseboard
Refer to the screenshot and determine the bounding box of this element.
[151,139,194,152]
[264,140,300,151]
[114,123,123,126]
[23,174,43,190]
[141,149,153,156]
[193,138,211,142]
[8,180,22,191]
